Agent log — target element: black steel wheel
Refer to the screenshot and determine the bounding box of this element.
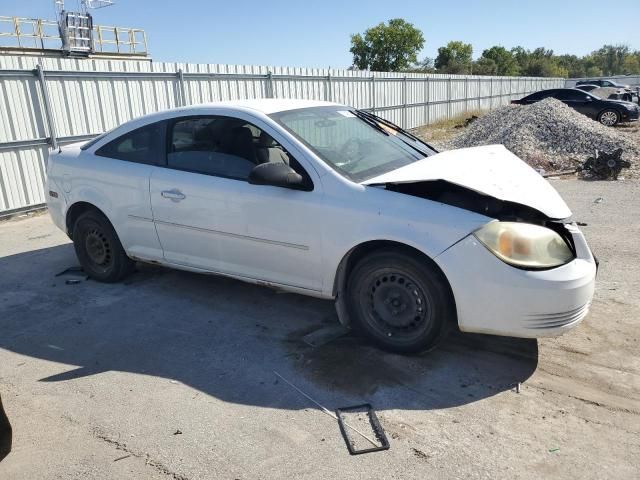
[347,250,455,353]
[72,210,134,283]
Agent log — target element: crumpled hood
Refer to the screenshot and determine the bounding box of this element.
[363,144,572,219]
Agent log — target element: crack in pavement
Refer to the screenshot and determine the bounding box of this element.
[92,429,190,480]
[527,384,640,416]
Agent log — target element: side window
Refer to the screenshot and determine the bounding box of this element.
[526,91,554,101]
[554,90,588,101]
[166,116,311,188]
[167,116,257,180]
[553,90,573,100]
[95,122,165,165]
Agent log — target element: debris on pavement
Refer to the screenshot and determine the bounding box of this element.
[579,149,631,180]
[442,98,640,175]
[594,197,604,204]
[173,429,182,435]
[454,115,478,129]
[302,325,350,348]
[65,279,82,285]
[55,266,84,277]
[336,404,390,455]
[273,371,386,454]
[549,448,561,453]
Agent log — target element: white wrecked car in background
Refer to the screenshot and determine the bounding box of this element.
[46,99,596,353]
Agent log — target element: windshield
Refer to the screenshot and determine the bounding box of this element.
[270,106,437,182]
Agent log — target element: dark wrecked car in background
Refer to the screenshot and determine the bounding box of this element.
[575,79,632,91]
[46,99,596,353]
[512,88,639,126]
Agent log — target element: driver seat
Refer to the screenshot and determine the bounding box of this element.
[256,132,290,165]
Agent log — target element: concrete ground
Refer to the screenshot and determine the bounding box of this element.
[0,179,638,479]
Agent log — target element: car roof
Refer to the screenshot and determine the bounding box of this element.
[204,98,341,114]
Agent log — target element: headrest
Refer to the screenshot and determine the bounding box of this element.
[258,131,278,148]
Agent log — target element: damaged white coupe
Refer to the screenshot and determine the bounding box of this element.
[46,99,597,353]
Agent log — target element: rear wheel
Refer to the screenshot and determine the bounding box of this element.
[598,109,619,126]
[347,250,455,354]
[72,210,134,283]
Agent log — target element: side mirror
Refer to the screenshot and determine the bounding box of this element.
[248,162,305,190]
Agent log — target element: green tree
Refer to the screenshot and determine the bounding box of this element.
[509,47,567,77]
[435,41,473,74]
[350,19,425,71]
[623,52,640,74]
[592,45,630,75]
[472,57,497,75]
[556,54,586,78]
[404,57,436,73]
[582,54,604,77]
[480,46,519,76]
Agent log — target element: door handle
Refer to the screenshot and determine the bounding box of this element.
[161,189,186,201]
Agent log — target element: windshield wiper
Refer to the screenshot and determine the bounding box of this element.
[350,109,390,137]
[355,109,437,155]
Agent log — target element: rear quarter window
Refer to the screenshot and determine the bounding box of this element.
[95,122,166,165]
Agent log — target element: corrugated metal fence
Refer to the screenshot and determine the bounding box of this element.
[0,54,564,215]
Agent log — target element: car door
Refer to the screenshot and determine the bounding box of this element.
[88,121,166,261]
[149,114,324,292]
[554,90,596,116]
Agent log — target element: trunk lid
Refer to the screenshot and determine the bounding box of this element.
[362,145,572,219]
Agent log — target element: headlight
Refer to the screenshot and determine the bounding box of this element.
[473,222,574,269]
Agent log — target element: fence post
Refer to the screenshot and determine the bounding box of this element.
[464,76,468,113]
[446,76,451,119]
[477,77,481,111]
[402,75,407,128]
[267,71,274,98]
[35,64,58,150]
[326,71,332,102]
[371,76,376,113]
[176,68,186,106]
[489,77,493,111]
[424,77,429,126]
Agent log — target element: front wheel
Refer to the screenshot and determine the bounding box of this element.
[347,250,455,354]
[72,210,135,283]
[598,109,620,127]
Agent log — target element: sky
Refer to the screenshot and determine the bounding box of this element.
[3,0,640,68]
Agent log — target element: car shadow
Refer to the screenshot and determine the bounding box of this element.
[0,243,538,412]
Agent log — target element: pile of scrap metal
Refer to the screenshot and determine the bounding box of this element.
[579,149,631,180]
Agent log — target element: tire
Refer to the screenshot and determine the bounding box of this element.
[346,250,455,354]
[72,210,135,283]
[598,109,620,127]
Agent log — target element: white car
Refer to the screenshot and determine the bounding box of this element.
[46,99,597,353]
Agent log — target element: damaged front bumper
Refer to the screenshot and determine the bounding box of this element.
[434,224,596,338]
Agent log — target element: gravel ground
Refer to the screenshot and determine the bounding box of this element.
[423,99,640,176]
[0,179,639,479]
